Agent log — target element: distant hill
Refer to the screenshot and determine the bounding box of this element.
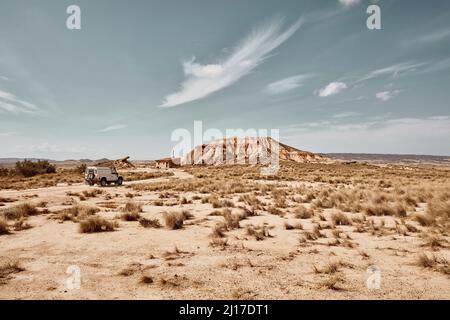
[325,153,450,165]
[181,137,329,165]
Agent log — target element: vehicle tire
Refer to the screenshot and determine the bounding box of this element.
[100,178,107,187]
[117,177,123,186]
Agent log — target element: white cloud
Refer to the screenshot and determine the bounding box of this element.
[160,17,303,107]
[376,90,400,102]
[0,89,39,115]
[96,124,127,133]
[315,82,347,97]
[332,112,360,118]
[338,0,360,8]
[265,74,316,95]
[357,62,424,83]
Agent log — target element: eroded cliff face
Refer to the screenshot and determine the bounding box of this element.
[181,137,328,165]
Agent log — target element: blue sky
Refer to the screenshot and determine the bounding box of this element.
[1,0,450,160]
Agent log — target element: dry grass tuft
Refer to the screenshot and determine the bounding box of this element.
[1,203,39,220]
[56,205,100,222]
[79,216,117,233]
[139,217,162,228]
[0,261,25,284]
[331,212,353,226]
[0,218,10,235]
[294,205,314,219]
[163,211,186,229]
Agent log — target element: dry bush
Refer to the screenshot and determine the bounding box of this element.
[294,205,314,219]
[239,194,262,209]
[139,217,162,228]
[331,212,353,226]
[79,216,117,233]
[210,238,228,248]
[13,218,32,231]
[82,189,104,198]
[56,205,99,222]
[414,214,435,227]
[246,225,271,241]
[120,211,141,221]
[222,209,241,230]
[153,200,164,206]
[0,218,10,235]
[140,275,154,284]
[163,212,185,229]
[284,222,303,230]
[267,206,284,216]
[122,201,143,214]
[363,202,407,217]
[210,223,227,238]
[321,275,345,290]
[0,261,25,284]
[1,203,38,220]
[313,261,350,274]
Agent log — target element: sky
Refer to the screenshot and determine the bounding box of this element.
[1,0,450,160]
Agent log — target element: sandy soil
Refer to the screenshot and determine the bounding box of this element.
[0,168,449,300]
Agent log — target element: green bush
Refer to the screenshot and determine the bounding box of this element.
[15,159,56,177]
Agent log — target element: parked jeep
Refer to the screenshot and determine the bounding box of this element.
[85,166,123,187]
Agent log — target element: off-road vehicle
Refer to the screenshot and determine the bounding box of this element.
[85,166,124,187]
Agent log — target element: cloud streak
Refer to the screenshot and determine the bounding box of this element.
[96,124,127,133]
[160,17,303,107]
[356,62,424,83]
[265,74,316,95]
[0,89,39,115]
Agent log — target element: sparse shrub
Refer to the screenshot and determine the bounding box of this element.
[1,203,38,220]
[15,159,56,177]
[284,222,303,230]
[153,200,164,206]
[222,209,241,230]
[79,216,116,233]
[122,201,143,214]
[120,211,141,221]
[331,212,352,226]
[13,218,32,231]
[0,261,25,283]
[139,217,162,228]
[56,205,99,222]
[294,205,314,219]
[163,212,185,229]
[0,218,9,235]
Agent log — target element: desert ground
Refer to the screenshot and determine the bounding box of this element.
[0,161,449,299]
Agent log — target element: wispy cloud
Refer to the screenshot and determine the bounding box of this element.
[96,124,127,133]
[406,28,450,45]
[0,131,18,137]
[356,62,424,83]
[338,0,360,8]
[0,89,39,115]
[265,74,316,95]
[160,17,303,107]
[315,82,347,97]
[332,111,360,118]
[376,90,401,102]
